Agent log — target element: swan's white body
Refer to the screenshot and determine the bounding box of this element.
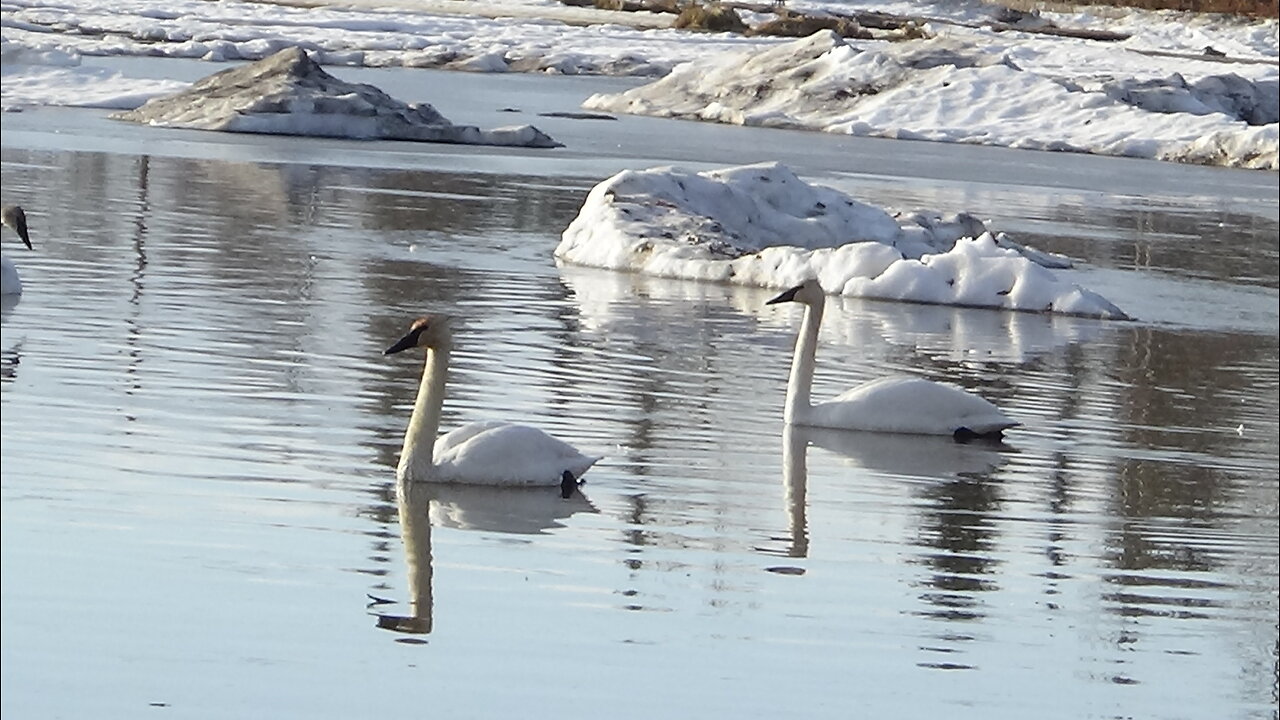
[2,205,32,296]
[803,376,1015,435]
[1,256,21,296]
[388,316,600,486]
[768,279,1017,438]
[427,420,598,484]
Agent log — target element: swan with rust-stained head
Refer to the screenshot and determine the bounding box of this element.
[766,278,1018,440]
[384,315,600,486]
[2,205,33,296]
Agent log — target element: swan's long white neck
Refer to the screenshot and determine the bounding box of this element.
[783,297,823,424]
[399,340,452,480]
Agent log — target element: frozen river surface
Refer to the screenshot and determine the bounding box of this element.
[1,65,1277,720]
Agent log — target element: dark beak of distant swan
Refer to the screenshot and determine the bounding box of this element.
[560,470,579,499]
[383,329,419,355]
[2,206,32,251]
[766,284,802,305]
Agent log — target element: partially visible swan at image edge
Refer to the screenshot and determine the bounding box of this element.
[766,278,1018,440]
[2,205,33,296]
[384,315,601,492]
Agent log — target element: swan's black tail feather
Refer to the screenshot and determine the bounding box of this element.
[560,470,580,499]
[953,426,1007,443]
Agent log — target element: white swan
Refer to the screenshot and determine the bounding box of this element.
[766,278,1018,439]
[385,315,601,487]
[2,205,33,296]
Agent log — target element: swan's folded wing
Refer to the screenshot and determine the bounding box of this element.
[814,376,1017,436]
[433,421,600,485]
[434,420,511,455]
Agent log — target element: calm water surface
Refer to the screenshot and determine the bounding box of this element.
[2,73,1278,720]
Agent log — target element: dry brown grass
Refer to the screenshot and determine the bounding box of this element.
[750,14,873,38]
[593,0,683,12]
[673,3,750,32]
[990,0,1277,18]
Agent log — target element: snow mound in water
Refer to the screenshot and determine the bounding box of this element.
[111,46,560,148]
[555,162,1128,319]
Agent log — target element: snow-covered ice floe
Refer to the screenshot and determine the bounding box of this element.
[554,162,1129,319]
[583,31,1279,170]
[1,38,189,111]
[110,46,560,148]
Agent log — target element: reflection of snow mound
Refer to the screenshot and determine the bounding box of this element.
[583,31,1278,170]
[558,263,1104,363]
[111,46,560,147]
[555,163,1128,319]
[824,295,1103,364]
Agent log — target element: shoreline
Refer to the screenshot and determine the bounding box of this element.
[3,0,1277,171]
[5,59,1277,203]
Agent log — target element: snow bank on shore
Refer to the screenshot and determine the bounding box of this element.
[584,31,1278,170]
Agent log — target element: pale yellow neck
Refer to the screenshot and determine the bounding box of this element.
[784,298,822,424]
[398,342,451,480]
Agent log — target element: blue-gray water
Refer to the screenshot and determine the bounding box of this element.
[2,66,1277,720]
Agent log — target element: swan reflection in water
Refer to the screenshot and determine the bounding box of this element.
[374,479,597,636]
[1,292,21,320]
[778,426,1009,559]
[0,333,20,384]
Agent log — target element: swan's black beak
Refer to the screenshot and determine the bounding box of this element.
[7,208,31,251]
[560,470,579,499]
[766,284,802,305]
[383,330,417,356]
